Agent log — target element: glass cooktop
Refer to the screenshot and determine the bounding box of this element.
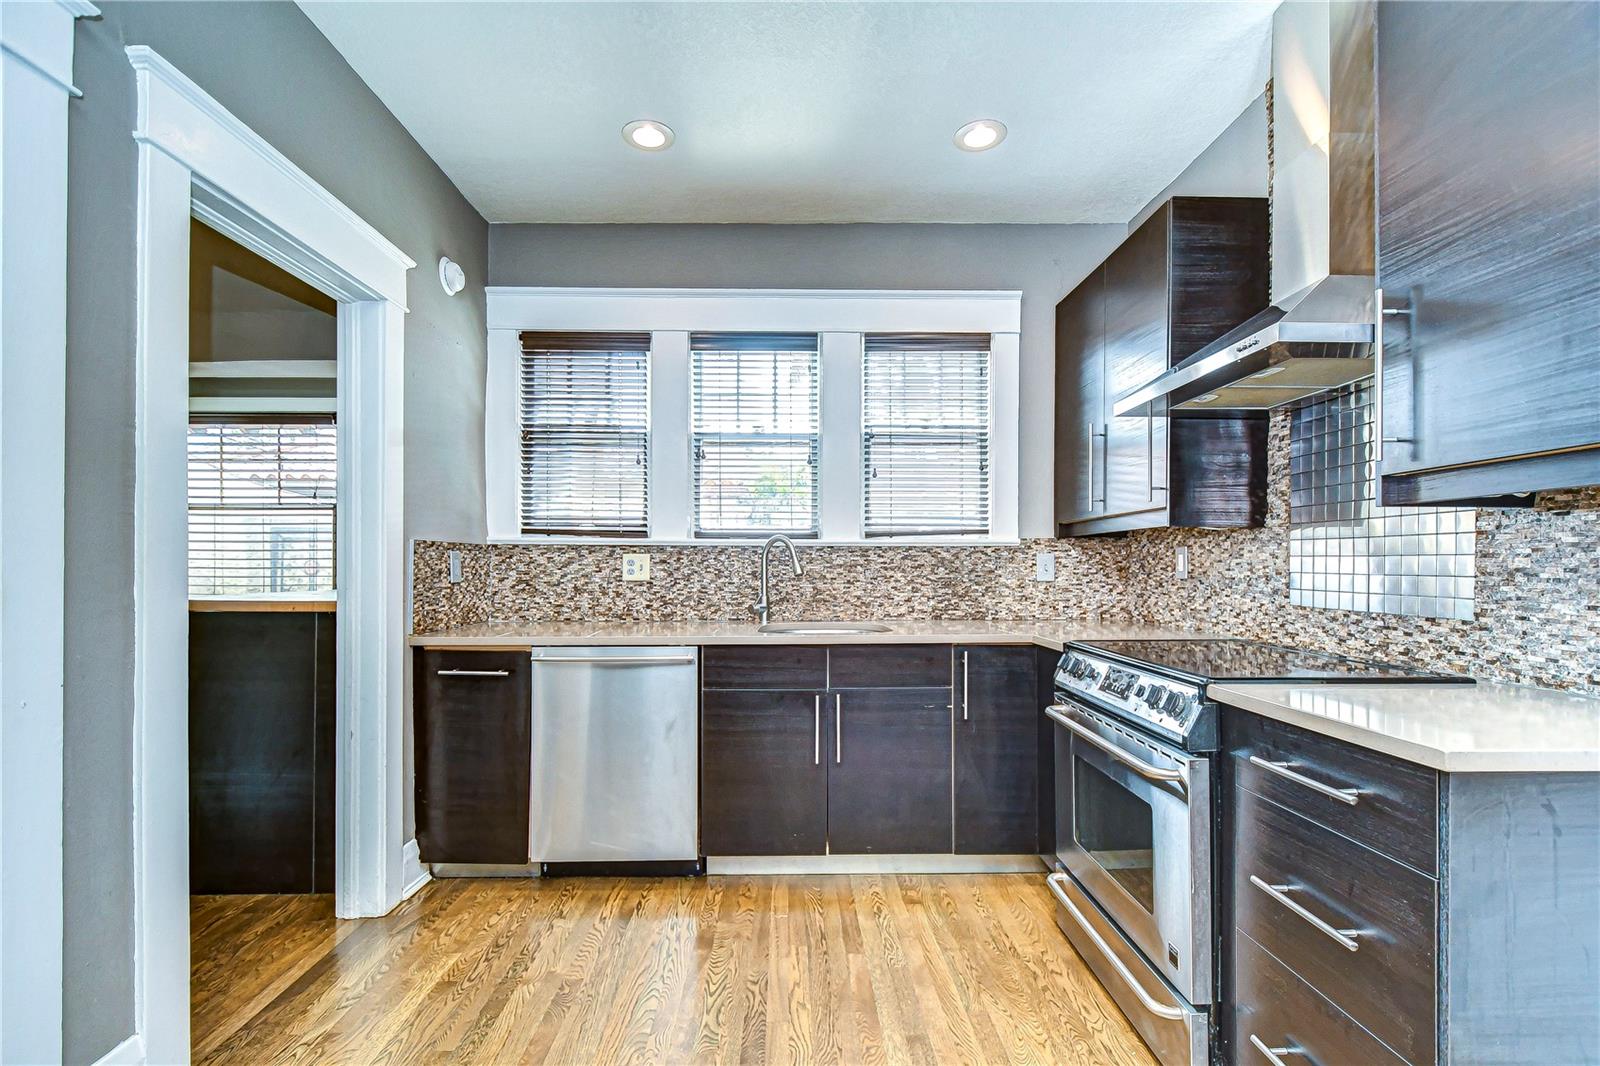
[1074,638,1473,685]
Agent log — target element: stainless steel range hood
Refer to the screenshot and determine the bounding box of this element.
[1116,0,1378,417]
[1114,275,1374,415]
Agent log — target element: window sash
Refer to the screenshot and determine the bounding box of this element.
[519,346,650,537]
[861,342,992,537]
[691,343,820,538]
[186,420,337,595]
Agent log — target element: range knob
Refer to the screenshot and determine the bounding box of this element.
[1143,684,1168,709]
[1165,690,1188,715]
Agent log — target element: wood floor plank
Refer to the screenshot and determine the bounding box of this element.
[192,874,1159,1066]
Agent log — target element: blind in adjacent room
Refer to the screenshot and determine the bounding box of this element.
[861,333,992,537]
[690,333,820,538]
[518,332,651,537]
[187,420,337,595]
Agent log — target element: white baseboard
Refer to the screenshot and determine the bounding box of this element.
[705,854,1047,875]
[400,838,430,900]
[93,1032,146,1066]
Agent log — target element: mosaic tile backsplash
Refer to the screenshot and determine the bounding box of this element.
[414,414,1600,695]
[1288,384,1477,620]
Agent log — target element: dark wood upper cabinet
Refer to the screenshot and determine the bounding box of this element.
[953,646,1040,854]
[414,649,532,865]
[1375,1,1600,502]
[827,687,954,854]
[701,688,828,855]
[1055,197,1270,536]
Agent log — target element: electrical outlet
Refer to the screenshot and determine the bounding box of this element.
[447,549,463,584]
[1034,551,1056,582]
[622,553,650,582]
[1175,546,1190,581]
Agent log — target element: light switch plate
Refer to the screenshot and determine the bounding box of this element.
[1034,551,1056,582]
[447,549,463,584]
[622,553,650,582]
[1175,546,1190,580]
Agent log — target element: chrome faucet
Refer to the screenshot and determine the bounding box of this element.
[753,534,803,627]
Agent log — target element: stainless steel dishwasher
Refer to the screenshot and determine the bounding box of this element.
[528,646,699,863]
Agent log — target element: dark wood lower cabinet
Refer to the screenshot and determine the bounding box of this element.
[701,689,827,855]
[414,649,532,865]
[828,688,953,854]
[953,645,1041,853]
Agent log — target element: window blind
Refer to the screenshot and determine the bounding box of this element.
[690,333,819,537]
[862,334,992,537]
[187,420,337,595]
[519,333,650,537]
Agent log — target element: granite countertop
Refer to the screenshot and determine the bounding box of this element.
[1210,681,1600,774]
[406,618,1203,652]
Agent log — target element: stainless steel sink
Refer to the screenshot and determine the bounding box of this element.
[757,622,892,636]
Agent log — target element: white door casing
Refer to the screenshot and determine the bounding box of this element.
[128,45,414,1064]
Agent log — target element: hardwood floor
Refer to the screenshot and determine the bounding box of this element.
[192,875,1157,1065]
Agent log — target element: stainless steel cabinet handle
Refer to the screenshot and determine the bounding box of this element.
[1046,873,1185,1021]
[961,651,970,721]
[814,695,821,766]
[1047,705,1187,792]
[1248,1034,1302,1065]
[1249,875,1363,952]
[531,655,697,666]
[1248,755,1362,806]
[435,669,510,677]
[1374,286,1416,462]
[835,694,842,765]
[1090,425,1107,509]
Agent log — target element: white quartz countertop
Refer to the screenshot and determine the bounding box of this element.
[407,619,1203,652]
[1210,681,1600,774]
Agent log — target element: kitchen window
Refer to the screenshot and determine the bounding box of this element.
[861,333,991,537]
[186,419,337,595]
[690,333,820,537]
[518,331,651,537]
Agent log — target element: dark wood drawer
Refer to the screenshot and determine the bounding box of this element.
[1228,709,1439,876]
[701,645,827,689]
[1233,786,1437,1066]
[1231,928,1409,1066]
[828,644,951,688]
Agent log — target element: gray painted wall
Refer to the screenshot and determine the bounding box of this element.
[489,222,1126,536]
[1130,91,1268,230]
[64,4,487,1061]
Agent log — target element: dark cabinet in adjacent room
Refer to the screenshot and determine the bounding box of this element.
[189,608,335,894]
[414,648,532,865]
[1055,196,1271,536]
[1374,0,1600,502]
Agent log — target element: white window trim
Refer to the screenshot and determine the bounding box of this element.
[485,288,1021,545]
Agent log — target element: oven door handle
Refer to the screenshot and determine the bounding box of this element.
[1047,704,1188,794]
[1046,873,1187,1022]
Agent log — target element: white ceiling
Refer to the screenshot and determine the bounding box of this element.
[300,1,1276,224]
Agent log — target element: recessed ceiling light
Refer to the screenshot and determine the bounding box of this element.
[954,119,1007,152]
[622,120,674,151]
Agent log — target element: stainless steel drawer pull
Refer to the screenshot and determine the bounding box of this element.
[1046,873,1186,1021]
[1249,875,1363,952]
[531,655,697,666]
[1247,1034,1303,1065]
[814,695,821,766]
[1248,755,1362,806]
[436,669,510,677]
[1047,705,1187,792]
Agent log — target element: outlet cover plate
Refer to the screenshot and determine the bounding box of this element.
[447,549,463,584]
[622,553,650,581]
[1175,546,1190,580]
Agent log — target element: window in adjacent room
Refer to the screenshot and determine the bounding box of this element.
[861,333,992,537]
[690,332,820,537]
[187,418,338,595]
[518,331,651,537]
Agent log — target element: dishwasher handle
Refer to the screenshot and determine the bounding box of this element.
[531,654,697,666]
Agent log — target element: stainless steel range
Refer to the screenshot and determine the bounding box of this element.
[1044,638,1469,1066]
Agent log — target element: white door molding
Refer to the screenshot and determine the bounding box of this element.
[128,45,414,1064]
[0,3,97,1063]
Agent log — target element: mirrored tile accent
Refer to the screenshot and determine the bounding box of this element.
[1289,383,1476,620]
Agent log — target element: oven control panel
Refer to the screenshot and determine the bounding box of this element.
[1054,651,1206,745]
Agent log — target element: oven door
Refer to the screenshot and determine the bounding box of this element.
[1049,698,1211,1006]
